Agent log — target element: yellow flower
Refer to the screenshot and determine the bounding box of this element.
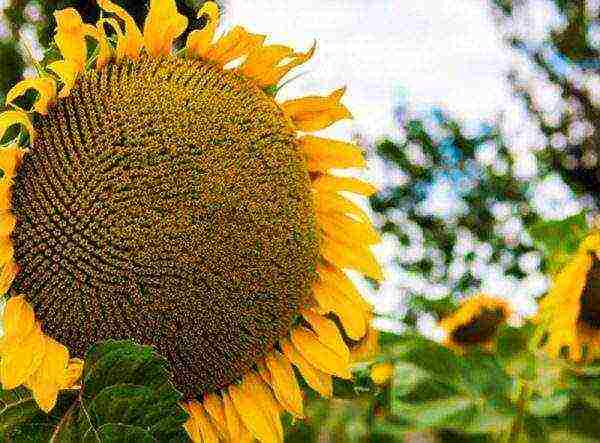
[370,362,394,385]
[0,1,382,441]
[440,294,510,351]
[538,233,600,361]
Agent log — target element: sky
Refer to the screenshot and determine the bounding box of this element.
[225,0,513,142]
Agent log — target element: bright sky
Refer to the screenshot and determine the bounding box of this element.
[225,0,513,141]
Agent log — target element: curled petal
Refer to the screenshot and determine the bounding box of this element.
[281,87,352,132]
[97,0,143,60]
[6,77,57,115]
[0,110,34,144]
[301,308,350,361]
[143,0,188,58]
[186,1,220,58]
[241,42,316,88]
[59,358,84,389]
[205,26,265,66]
[53,8,99,72]
[47,60,78,98]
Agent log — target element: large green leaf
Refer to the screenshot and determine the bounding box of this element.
[0,340,189,442]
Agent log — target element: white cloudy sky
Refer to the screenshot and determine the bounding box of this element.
[225,0,513,141]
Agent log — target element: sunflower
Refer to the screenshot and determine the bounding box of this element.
[439,294,510,351]
[538,233,600,362]
[0,1,383,441]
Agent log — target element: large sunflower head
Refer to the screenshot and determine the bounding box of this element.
[538,233,600,362]
[0,1,383,440]
[439,294,510,351]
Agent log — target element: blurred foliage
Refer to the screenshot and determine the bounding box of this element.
[491,0,600,204]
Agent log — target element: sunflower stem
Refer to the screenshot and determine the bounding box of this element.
[507,380,528,443]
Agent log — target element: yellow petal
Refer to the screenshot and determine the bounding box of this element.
[265,351,304,418]
[243,372,284,440]
[97,0,143,61]
[47,60,78,98]
[143,0,188,58]
[0,238,13,269]
[229,375,282,443]
[280,338,332,398]
[319,264,373,315]
[1,322,45,390]
[351,326,380,362]
[59,358,84,389]
[203,392,228,439]
[321,238,383,281]
[313,175,377,197]
[6,77,57,115]
[290,327,351,379]
[186,1,220,58]
[190,401,220,443]
[205,26,265,66]
[257,358,272,385]
[95,18,122,70]
[317,211,381,247]
[222,391,242,441]
[183,401,203,443]
[281,87,352,132]
[26,336,69,412]
[53,8,99,72]
[0,261,17,296]
[0,212,15,239]
[300,135,366,171]
[314,191,371,224]
[241,42,316,88]
[301,309,350,362]
[0,110,34,145]
[2,295,35,343]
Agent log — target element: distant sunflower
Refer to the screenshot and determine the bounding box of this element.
[0,1,382,441]
[538,233,600,362]
[440,294,510,351]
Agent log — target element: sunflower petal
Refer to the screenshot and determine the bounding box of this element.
[313,175,377,197]
[243,372,284,440]
[222,391,242,441]
[47,60,78,98]
[183,401,203,443]
[25,336,69,412]
[0,261,17,296]
[143,0,188,58]
[281,87,351,132]
[186,1,220,58]
[241,42,316,88]
[205,26,266,66]
[59,358,84,389]
[2,295,35,342]
[300,135,365,171]
[321,238,383,281]
[97,0,143,60]
[0,238,13,269]
[317,211,381,246]
[313,191,371,224]
[53,8,99,72]
[0,212,15,239]
[1,322,45,390]
[280,338,333,398]
[257,358,272,384]
[203,392,228,439]
[95,18,122,70]
[290,327,351,379]
[265,351,304,418]
[6,78,57,115]
[0,110,34,145]
[229,378,282,443]
[301,309,350,361]
[319,264,373,314]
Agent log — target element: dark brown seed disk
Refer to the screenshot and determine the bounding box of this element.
[450,307,506,346]
[10,55,320,398]
[579,254,600,330]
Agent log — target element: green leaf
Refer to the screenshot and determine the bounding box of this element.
[528,392,570,417]
[0,340,189,442]
[396,397,477,430]
[529,212,588,274]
